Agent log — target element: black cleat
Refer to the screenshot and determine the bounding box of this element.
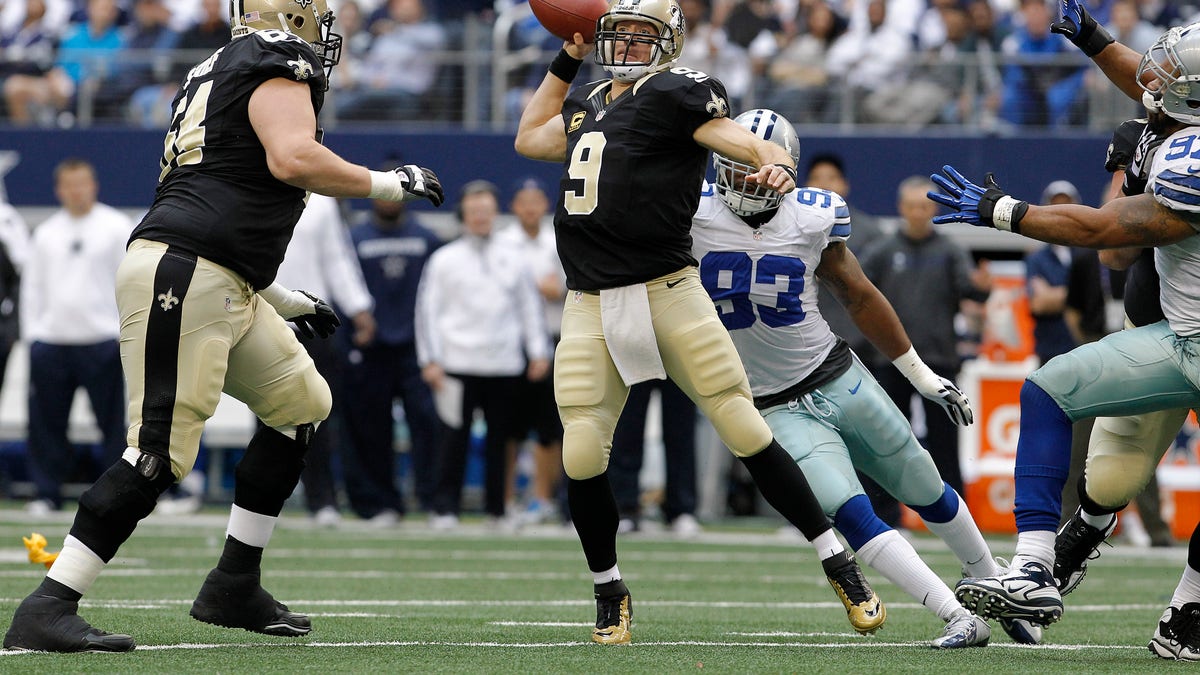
[1150,603,1200,661]
[190,568,311,637]
[592,579,632,645]
[1053,508,1116,595]
[3,594,134,653]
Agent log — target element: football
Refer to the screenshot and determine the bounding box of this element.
[529,0,609,43]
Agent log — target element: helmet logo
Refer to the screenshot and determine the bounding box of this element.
[288,58,314,79]
[705,91,728,118]
[295,0,313,7]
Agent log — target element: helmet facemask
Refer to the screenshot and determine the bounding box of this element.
[1137,23,1200,125]
[230,0,343,79]
[713,109,801,218]
[594,0,684,83]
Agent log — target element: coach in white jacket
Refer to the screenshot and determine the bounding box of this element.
[416,180,550,528]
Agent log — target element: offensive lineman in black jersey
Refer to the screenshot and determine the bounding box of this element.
[3,0,443,653]
[515,0,884,644]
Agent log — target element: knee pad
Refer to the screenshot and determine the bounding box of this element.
[234,424,312,516]
[704,390,772,457]
[561,419,609,480]
[1086,414,1166,508]
[71,449,175,562]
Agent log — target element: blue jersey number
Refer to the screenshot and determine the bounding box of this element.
[699,251,806,329]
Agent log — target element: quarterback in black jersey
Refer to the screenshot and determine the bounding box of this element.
[4,0,444,654]
[516,0,884,645]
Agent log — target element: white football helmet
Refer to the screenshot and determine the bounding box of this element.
[594,0,685,83]
[230,0,342,76]
[1137,22,1200,125]
[713,109,801,216]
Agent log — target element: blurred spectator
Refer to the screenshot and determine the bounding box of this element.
[858,176,991,525]
[0,0,62,123]
[1088,0,1158,130]
[825,0,911,124]
[962,0,1007,129]
[721,0,784,103]
[1107,0,1159,52]
[1141,0,1188,28]
[0,191,29,388]
[765,1,847,124]
[93,0,178,122]
[344,175,442,523]
[679,0,752,110]
[999,0,1088,128]
[0,0,72,38]
[22,159,129,515]
[336,0,446,122]
[54,0,125,123]
[274,194,375,528]
[169,0,229,81]
[416,180,549,530]
[496,177,564,527]
[610,379,702,537]
[1024,181,1082,366]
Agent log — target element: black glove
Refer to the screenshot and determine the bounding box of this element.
[396,164,445,207]
[1050,0,1114,57]
[928,165,1028,233]
[290,290,341,339]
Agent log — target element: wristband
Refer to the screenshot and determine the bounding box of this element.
[891,346,939,389]
[1077,22,1114,58]
[368,170,406,201]
[549,49,583,83]
[773,163,797,182]
[991,195,1028,233]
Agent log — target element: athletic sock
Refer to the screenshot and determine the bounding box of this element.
[857,530,961,621]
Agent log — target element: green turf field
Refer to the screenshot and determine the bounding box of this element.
[0,506,1187,673]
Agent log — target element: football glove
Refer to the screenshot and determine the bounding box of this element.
[395,164,445,207]
[928,165,1028,233]
[892,346,973,426]
[259,284,342,339]
[1050,0,1114,57]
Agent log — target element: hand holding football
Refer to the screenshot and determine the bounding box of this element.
[529,0,609,43]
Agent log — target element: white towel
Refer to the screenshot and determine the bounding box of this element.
[600,284,666,386]
[433,375,464,428]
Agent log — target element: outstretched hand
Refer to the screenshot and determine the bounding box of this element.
[1050,0,1113,56]
[928,165,1027,232]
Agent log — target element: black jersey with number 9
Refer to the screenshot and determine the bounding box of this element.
[553,68,730,292]
[130,30,327,290]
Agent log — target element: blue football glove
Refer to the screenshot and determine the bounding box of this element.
[1050,0,1113,57]
[928,165,1028,232]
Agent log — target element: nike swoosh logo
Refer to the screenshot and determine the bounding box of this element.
[848,379,862,395]
[666,279,684,288]
[864,601,881,618]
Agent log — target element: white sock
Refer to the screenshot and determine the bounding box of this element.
[1011,530,1057,570]
[1170,564,1200,608]
[46,535,105,596]
[593,565,621,585]
[1079,509,1116,531]
[921,497,999,577]
[226,504,277,549]
[811,529,845,561]
[856,530,961,621]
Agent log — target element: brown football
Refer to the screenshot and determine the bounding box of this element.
[529,0,609,43]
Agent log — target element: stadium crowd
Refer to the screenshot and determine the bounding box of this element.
[0,0,1197,128]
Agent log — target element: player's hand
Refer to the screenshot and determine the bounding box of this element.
[928,165,1028,232]
[288,290,341,339]
[747,163,797,195]
[1050,0,1113,57]
[919,376,974,427]
[564,32,595,59]
[395,165,445,207]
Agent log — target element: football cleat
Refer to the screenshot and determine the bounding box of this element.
[1053,508,1116,595]
[930,611,990,649]
[823,551,886,634]
[955,561,1063,625]
[592,579,632,645]
[999,617,1043,645]
[1149,603,1200,661]
[190,568,311,637]
[3,594,134,653]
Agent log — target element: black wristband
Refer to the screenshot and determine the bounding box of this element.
[1076,22,1114,58]
[549,49,583,83]
[773,163,797,182]
[1009,201,1028,235]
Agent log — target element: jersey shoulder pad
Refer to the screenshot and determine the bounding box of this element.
[242,31,326,87]
[694,180,722,223]
[642,66,730,120]
[1151,128,1200,212]
[1106,118,1147,172]
[788,187,850,240]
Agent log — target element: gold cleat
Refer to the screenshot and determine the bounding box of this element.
[592,580,632,645]
[824,551,886,635]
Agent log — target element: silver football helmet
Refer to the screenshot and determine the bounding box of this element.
[1137,22,1200,125]
[230,0,343,76]
[713,109,801,216]
[594,0,685,83]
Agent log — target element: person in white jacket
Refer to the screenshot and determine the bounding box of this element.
[416,180,550,529]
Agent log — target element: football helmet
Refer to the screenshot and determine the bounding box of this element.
[594,0,685,83]
[1137,22,1200,125]
[230,0,343,76]
[713,108,801,216]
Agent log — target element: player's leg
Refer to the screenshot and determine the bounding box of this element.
[5,242,226,652]
[650,270,882,634]
[957,323,1200,625]
[1054,407,1189,594]
[193,291,332,637]
[554,291,632,644]
[1149,520,1200,661]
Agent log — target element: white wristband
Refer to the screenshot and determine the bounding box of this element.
[991,195,1021,232]
[368,170,407,201]
[891,345,938,387]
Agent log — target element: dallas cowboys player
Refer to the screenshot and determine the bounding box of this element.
[693,108,1041,647]
[515,0,885,644]
[3,0,443,653]
[929,14,1200,660]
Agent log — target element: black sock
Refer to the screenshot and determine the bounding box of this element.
[739,439,831,541]
[35,577,82,602]
[567,474,619,573]
[216,535,263,576]
[1189,521,1200,572]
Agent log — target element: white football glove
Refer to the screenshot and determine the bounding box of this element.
[368,165,445,206]
[892,347,973,426]
[258,283,341,339]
